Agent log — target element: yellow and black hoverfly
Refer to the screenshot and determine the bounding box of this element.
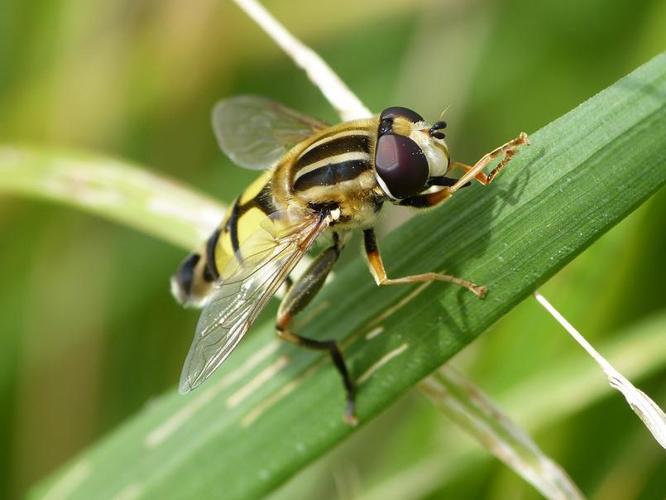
[171,96,528,424]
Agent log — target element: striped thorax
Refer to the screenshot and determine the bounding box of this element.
[273,120,381,231]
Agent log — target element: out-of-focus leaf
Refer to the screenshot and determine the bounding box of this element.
[0,148,224,249]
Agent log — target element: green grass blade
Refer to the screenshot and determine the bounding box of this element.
[358,311,666,500]
[22,53,666,499]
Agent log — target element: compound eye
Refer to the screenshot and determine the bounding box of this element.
[375,134,429,199]
[379,106,424,124]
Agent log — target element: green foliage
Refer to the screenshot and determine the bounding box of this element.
[0,148,224,249]
[24,54,666,500]
[2,1,665,499]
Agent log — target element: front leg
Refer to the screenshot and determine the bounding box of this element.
[449,131,529,193]
[363,228,487,298]
[399,131,529,209]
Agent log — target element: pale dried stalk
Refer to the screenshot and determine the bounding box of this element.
[0,146,224,250]
[232,0,372,121]
[534,292,666,450]
[421,367,584,500]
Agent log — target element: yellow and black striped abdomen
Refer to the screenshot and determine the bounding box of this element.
[171,169,277,307]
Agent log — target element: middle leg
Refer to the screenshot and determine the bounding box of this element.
[363,228,487,298]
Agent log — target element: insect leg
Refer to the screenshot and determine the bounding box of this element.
[399,132,528,209]
[275,235,357,425]
[283,275,294,293]
[398,188,452,208]
[448,132,529,192]
[363,228,487,298]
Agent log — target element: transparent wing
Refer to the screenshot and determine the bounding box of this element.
[212,95,329,170]
[179,209,330,393]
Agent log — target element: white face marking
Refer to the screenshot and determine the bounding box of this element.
[374,172,398,200]
[409,124,449,177]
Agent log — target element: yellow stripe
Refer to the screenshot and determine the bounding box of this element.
[215,229,235,275]
[298,128,370,159]
[239,170,273,205]
[237,207,271,246]
[215,207,274,277]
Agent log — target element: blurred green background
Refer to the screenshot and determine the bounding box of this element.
[1,0,665,498]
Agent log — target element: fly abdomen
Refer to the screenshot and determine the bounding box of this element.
[171,251,215,308]
[172,172,279,309]
[205,227,223,280]
[172,253,200,301]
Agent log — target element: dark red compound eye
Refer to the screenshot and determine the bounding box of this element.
[375,134,429,199]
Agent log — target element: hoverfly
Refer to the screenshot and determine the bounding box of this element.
[171,96,528,424]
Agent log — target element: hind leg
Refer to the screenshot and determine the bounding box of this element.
[275,234,357,425]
